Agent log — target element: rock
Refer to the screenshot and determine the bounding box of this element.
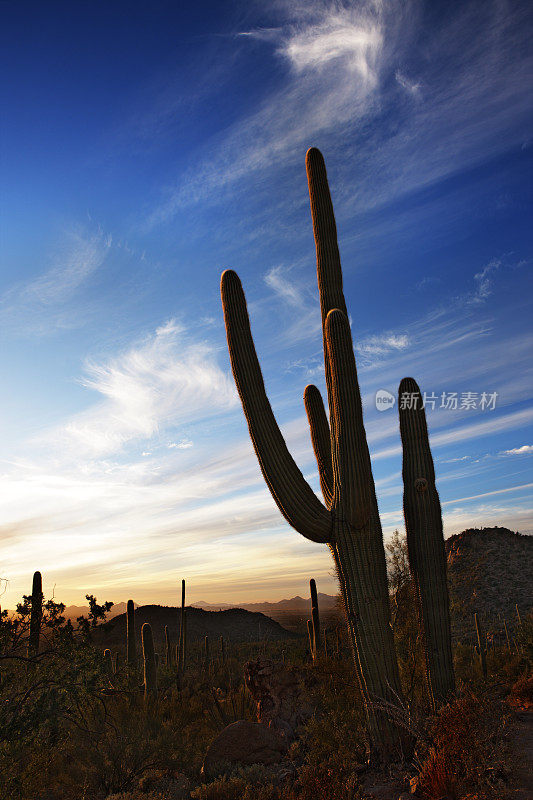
[203,720,285,774]
[362,783,399,799]
[244,657,313,742]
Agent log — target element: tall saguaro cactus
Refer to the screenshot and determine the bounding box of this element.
[399,378,455,709]
[28,571,43,658]
[221,148,406,758]
[127,600,136,667]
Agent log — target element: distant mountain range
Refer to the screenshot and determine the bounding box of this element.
[61,601,136,621]
[191,592,339,614]
[56,594,339,621]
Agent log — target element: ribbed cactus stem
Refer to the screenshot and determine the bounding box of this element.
[306,619,314,660]
[474,612,487,678]
[126,600,136,667]
[399,378,455,710]
[221,148,410,760]
[310,578,321,653]
[204,635,209,670]
[165,625,172,665]
[220,635,225,663]
[142,622,157,698]
[28,571,42,658]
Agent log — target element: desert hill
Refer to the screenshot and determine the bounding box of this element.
[97,604,296,651]
[445,526,532,640]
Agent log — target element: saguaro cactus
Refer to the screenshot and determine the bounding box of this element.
[306,619,314,660]
[474,612,487,678]
[310,578,321,655]
[142,622,157,698]
[127,599,136,667]
[398,378,455,709]
[165,625,172,666]
[103,649,113,682]
[177,579,186,687]
[221,148,406,758]
[28,571,43,658]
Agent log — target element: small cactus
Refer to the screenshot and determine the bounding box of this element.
[103,649,113,682]
[127,599,136,667]
[142,622,157,698]
[165,625,172,665]
[306,619,314,660]
[204,635,210,670]
[474,612,487,678]
[28,571,43,658]
[177,579,186,687]
[310,578,321,655]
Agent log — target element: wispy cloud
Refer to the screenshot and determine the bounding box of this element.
[0,226,111,334]
[395,69,421,96]
[51,319,237,457]
[264,265,306,307]
[145,0,388,227]
[145,0,531,228]
[470,258,501,303]
[357,332,410,363]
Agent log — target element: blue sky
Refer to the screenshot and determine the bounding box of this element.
[1,0,532,608]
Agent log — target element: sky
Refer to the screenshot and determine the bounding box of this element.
[0,0,532,610]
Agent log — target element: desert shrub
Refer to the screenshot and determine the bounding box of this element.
[416,690,512,799]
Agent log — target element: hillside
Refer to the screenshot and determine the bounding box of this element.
[97,604,296,651]
[445,526,532,640]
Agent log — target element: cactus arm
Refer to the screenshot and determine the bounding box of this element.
[304,384,334,507]
[399,377,455,708]
[306,148,348,409]
[221,269,331,543]
[325,309,372,529]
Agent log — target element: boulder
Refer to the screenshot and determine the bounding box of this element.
[203,720,285,774]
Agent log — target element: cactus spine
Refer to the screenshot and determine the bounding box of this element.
[310,578,321,655]
[142,622,157,698]
[221,148,408,758]
[398,378,455,710]
[28,571,42,658]
[126,599,136,667]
